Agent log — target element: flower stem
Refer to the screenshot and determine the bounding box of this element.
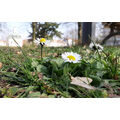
[41,45,43,60]
[65,63,69,92]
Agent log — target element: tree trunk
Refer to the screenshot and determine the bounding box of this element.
[78,22,81,45]
[82,22,92,45]
[32,22,37,41]
[101,32,120,45]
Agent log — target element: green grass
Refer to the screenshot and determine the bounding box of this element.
[0,44,120,98]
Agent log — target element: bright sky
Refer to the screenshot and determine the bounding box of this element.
[0,22,102,41]
[6,22,31,39]
[4,22,77,40]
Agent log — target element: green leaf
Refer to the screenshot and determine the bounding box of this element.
[96,71,106,77]
[48,95,55,98]
[37,65,47,73]
[26,86,38,92]
[97,62,104,69]
[50,61,59,72]
[51,58,64,67]
[43,76,52,80]
[8,87,19,96]
[31,60,39,67]
[102,90,108,98]
[90,75,102,87]
[27,92,41,98]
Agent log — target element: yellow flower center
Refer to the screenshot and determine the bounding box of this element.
[40,38,46,43]
[67,55,76,61]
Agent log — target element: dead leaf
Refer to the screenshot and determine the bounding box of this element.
[31,72,36,76]
[47,53,59,57]
[53,53,59,57]
[71,76,96,90]
[7,67,17,72]
[38,73,43,80]
[86,49,91,54]
[71,76,92,84]
[109,94,120,98]
[16,51,22,55]
[47,53,52,56]
[28,53,32,56]
[0,62,2,69]
[31,72,43,80]
[83,45,87,49]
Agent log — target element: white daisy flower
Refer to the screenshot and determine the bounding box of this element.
[89,43,94,49]
[40,38,46,45]
[61,52,81,63]
[89,42,103,51]
[34,38,46,45]
[96,44,104,51]
[34,39,40,45]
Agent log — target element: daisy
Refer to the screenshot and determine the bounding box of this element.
[89,42,103,51]
[34,38,46,45]
[40,38,46,45]
[34,39,40,45]
[61,52,81,63]
[89,43,95,49]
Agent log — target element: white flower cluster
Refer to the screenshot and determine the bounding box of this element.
[89,43,103,52]
[61,52,81,63]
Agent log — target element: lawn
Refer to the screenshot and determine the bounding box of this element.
[0,44,120,98]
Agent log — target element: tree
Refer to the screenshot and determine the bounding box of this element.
[63,22,82,45]
[30,22,62,40]
[31,22,37,41]
[81,22,92,45]
[101,22,120,45]
[78,22,82,45]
